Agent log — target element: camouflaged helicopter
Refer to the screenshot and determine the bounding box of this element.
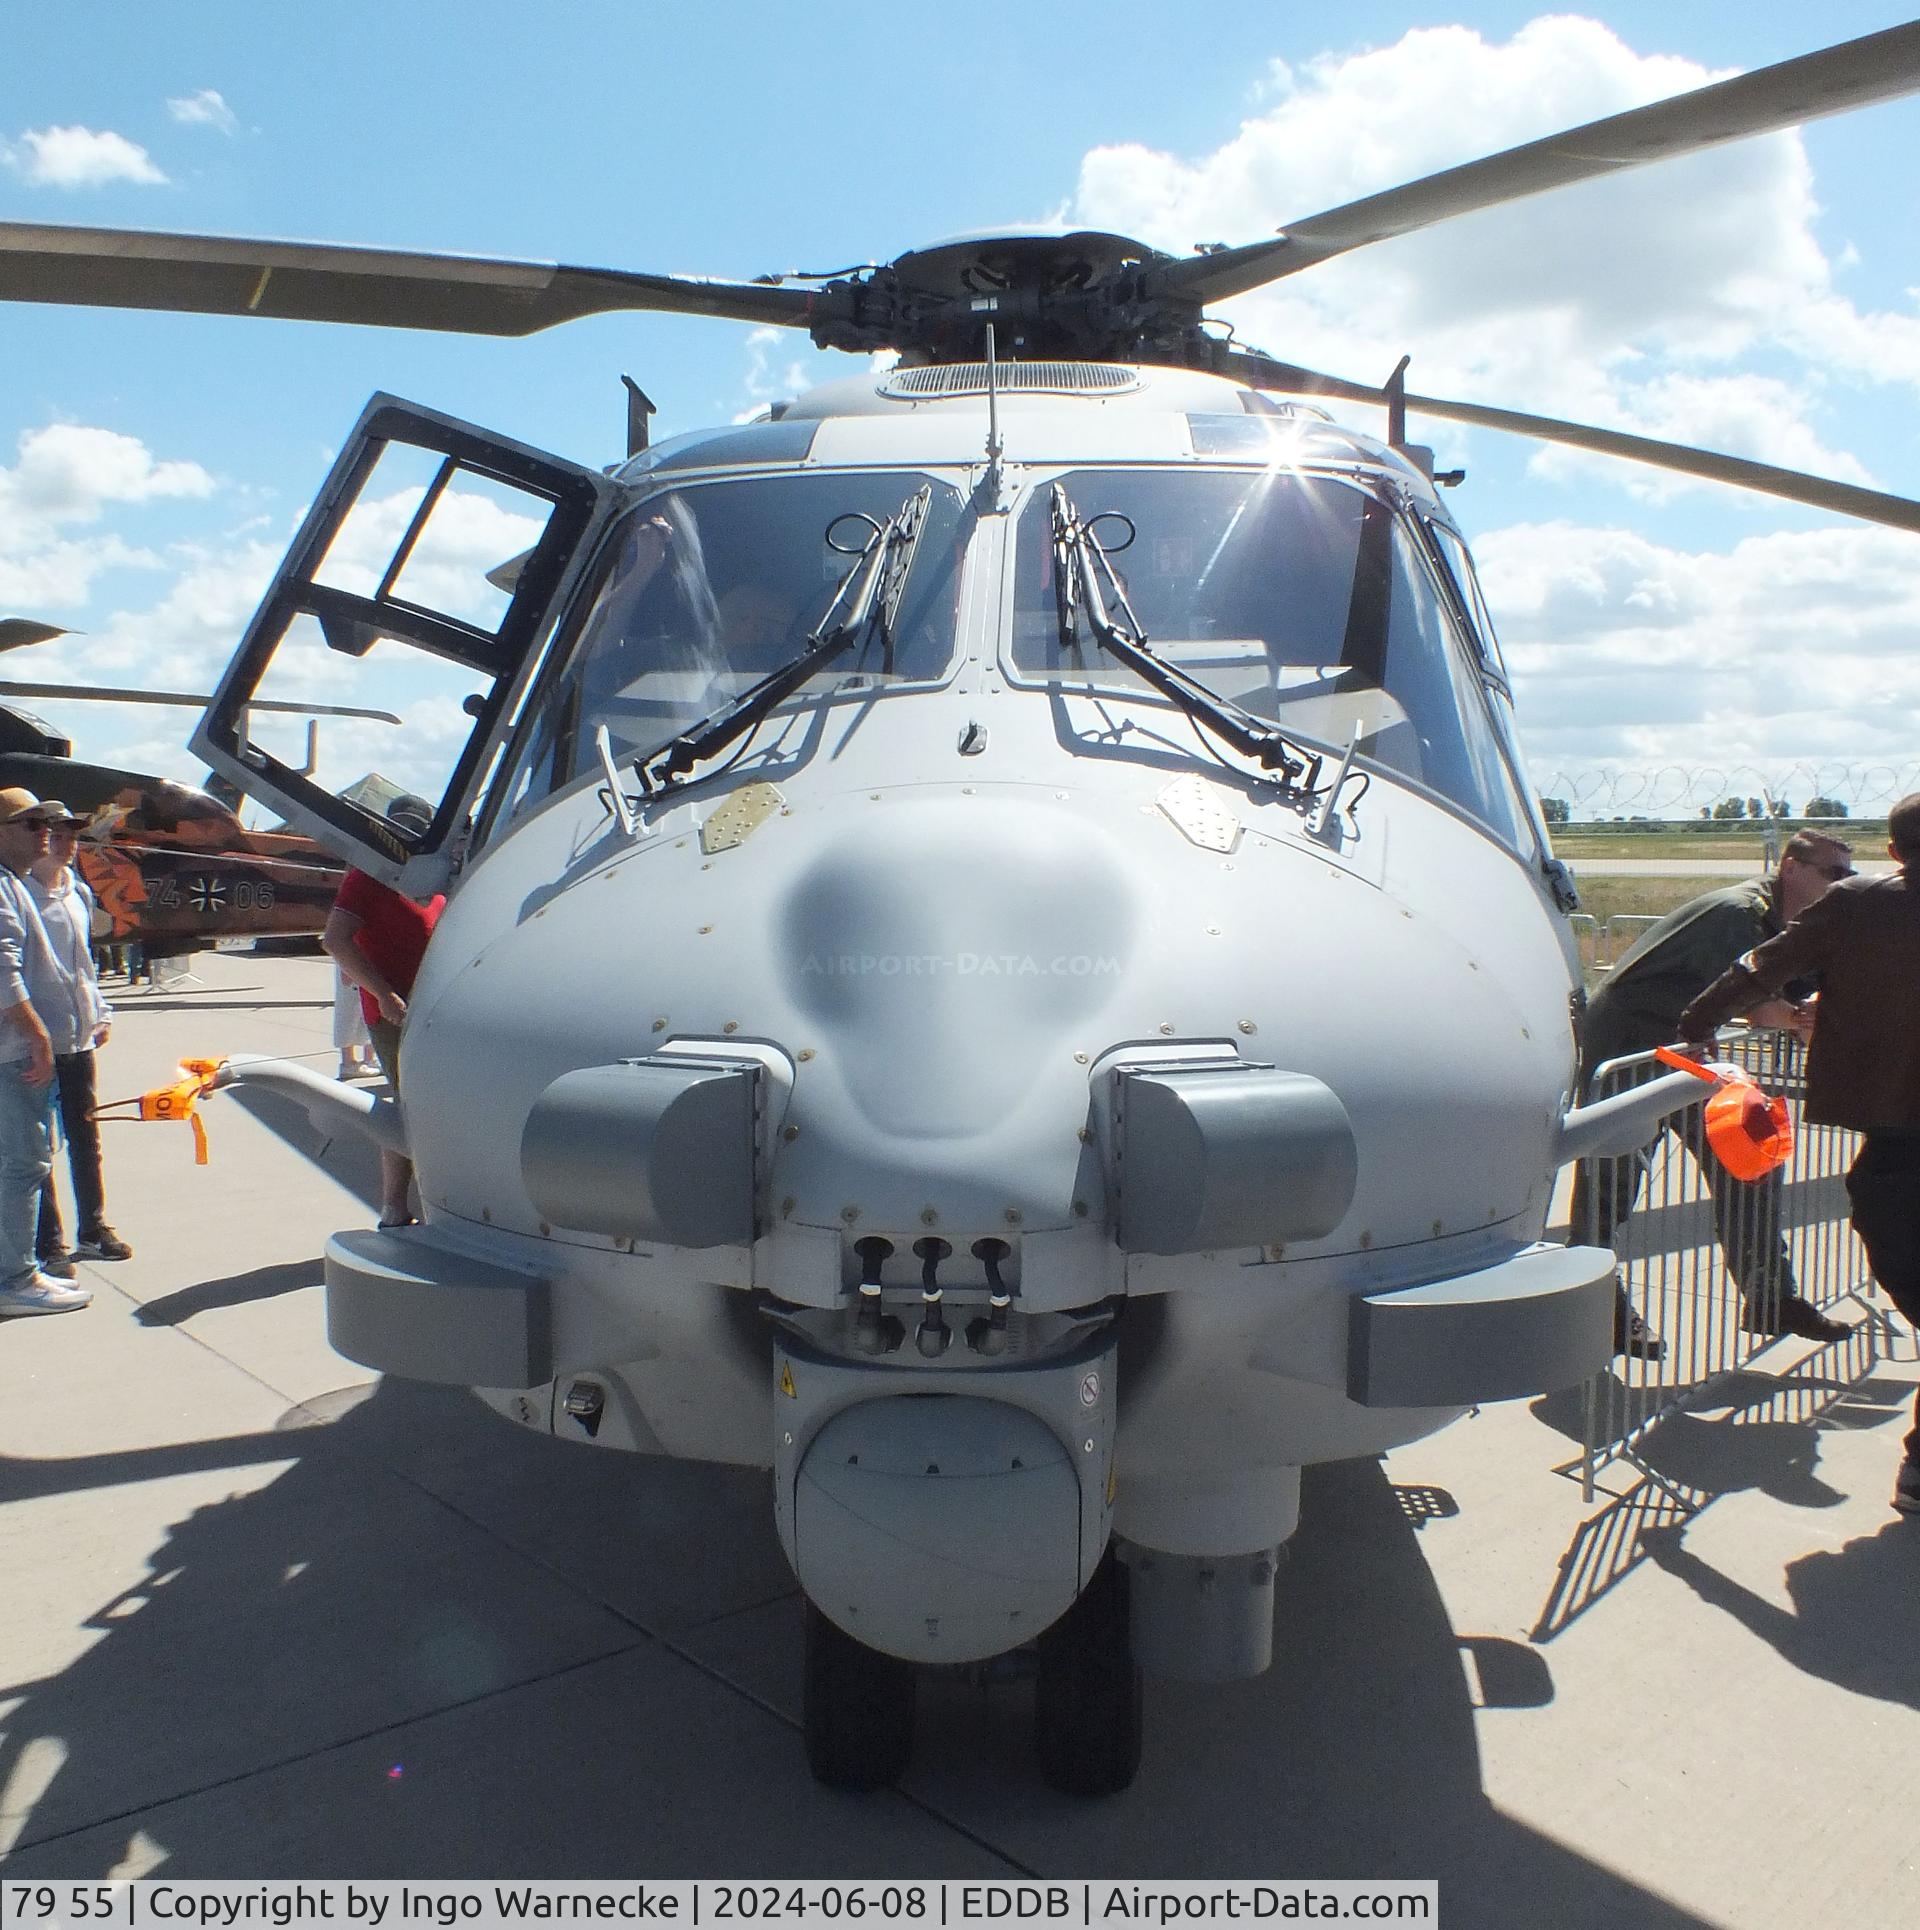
[4,21,1918,1795]
[0,618,395,958]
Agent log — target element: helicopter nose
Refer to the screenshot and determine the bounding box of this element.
[778,794,1136,1139]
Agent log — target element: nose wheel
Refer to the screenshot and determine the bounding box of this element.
[802,1600,917,1790]
[1033,1546,1144,1796]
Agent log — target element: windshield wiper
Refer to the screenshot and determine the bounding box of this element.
[1050,485,1322,795]
[637,484,931,796]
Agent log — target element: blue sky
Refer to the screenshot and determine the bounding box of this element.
[5,2,1919,819]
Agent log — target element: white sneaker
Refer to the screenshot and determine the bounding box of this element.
[0,1273,93,1317]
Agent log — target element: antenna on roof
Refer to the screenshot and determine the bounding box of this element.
[1385,355,1411,450]
[622,376,656,458]
[979,325,1006,506]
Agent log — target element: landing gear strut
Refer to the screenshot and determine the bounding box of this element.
[802,1600,917,1789]
[1034,1547,1144,1795]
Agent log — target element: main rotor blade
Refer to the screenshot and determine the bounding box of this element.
[0,681,401,723]
[0,223,817,335]
[1221,350,1920,535]
[1168,22,1920,305]
[0,619,72,652]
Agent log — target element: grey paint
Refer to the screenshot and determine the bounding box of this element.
[521,1056,761,1246]
[202,367,1605,1657]
[794,1395,1083,1663]
[1346,1243,1617,1408]
[219,1056,405,1155]
[1121,1545,1280,1682]
[1554,1068,1709,1165]
[1111,1063,1358,1255]
[326,1227,552,1389]
[771,1328,1118,1654]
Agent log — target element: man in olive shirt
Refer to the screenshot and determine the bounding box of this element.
[1682,793,1920,1514]
[1573,829,1856,1358]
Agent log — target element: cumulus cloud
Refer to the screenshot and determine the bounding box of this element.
[13,455,538,791]
[731,325,840,422]
[0,425,215,552]
[0,535,165,611]
[166,89,238,134]
[3,125,167,188]
[1477,518,1920,804]
[1069,15,1920,499]
[315,482,547,626]
[0,425,216,614]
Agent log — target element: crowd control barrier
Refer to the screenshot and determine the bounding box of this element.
[1570,1027,1894,1501]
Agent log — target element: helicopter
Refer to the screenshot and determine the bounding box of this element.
[0,617,397,958]
[3,20,1918,1796]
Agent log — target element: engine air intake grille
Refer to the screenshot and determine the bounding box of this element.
[880,362,1140,398]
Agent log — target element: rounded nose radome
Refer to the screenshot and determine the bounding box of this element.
[778,796,1137,1140]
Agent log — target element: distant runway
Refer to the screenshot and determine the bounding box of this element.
[1570,856,1897,877]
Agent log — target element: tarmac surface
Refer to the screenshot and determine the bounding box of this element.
[3,951,1918,1924]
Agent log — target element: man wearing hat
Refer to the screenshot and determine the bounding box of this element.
[30,800,130,1274]
[0,788,92,1317]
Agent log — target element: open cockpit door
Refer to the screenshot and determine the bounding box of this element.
[191,393,613,893]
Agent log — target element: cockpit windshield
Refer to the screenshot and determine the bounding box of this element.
[1012,467,1533,847]
[522,470,968,794]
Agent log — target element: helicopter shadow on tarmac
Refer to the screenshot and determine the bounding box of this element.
[1,1373,1706,1923]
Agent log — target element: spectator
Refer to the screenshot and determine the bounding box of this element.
[1572,830,1857,1359]
[29,804,131,1275]
[1682,793,1920,1514]
[322,795,444,1228]
[333,966,376,1080]
[0,790,90,1318]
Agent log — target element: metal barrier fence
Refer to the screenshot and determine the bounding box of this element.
[1571,1029,1887,1501]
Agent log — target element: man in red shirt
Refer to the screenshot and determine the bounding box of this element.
[322,796,445,1228]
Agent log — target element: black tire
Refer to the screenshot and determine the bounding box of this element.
[1034,1546,1144,1795]
[802,1600,917,1790]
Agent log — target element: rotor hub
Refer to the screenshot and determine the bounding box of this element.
[807,230,1204,365]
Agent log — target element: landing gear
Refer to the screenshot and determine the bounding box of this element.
[802,1600,917,1790]
[1034,1546,1144,1795]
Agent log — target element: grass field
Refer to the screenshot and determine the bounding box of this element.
[1550,819,1886,969]
[1550,818,1882,861]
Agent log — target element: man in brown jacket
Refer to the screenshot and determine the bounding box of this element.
[1681,791,1920,1515]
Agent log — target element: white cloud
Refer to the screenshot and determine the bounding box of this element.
[0,425,217,614]
[0,424,214,529]
[0,535,165,610]
[317,483,546,626]
[1524,372,1876,503]
[3,125,166,188]
[166,89,238,134]
[731,326,837,422]
[1068,15,1920,501]
[1478,518,1920,809]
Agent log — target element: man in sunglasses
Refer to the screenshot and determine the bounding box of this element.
[1573,828,1858,1359]
[1683,794,1920,1515]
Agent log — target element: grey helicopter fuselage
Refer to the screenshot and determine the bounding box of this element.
[21,18,1917,1783]
[214,360,1646,1679]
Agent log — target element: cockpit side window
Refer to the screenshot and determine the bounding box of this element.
[1427,520,1511,684]
[490,470,967,821]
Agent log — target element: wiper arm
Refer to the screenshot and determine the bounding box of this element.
[1050,485,1323,794]
[639,484,931,795]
